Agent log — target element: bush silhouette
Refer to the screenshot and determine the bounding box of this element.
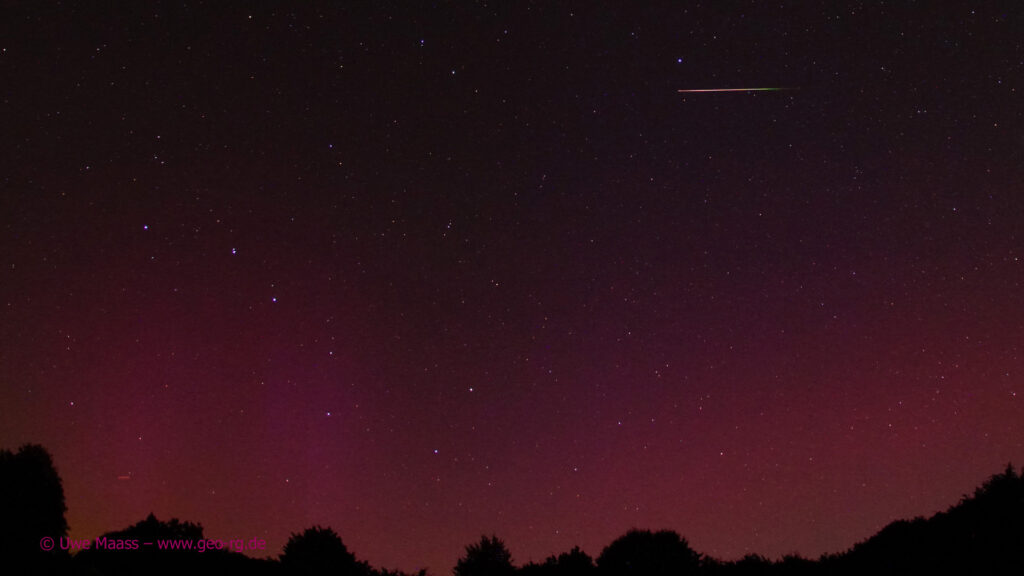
[596,529,700,576]
[282,525,370,576]
[73,513,275,576]
[519,545,596,576]
[455,535,515,576]
[103,512,205,541]
[548,546,596,576]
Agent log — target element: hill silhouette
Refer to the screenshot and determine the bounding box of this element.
[2,444,1022,575]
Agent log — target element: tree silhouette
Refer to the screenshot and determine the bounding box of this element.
[777,553,815,576]
[455,535,515,576]
[282,525,370,576]
[519,545,596,576]
[377,567,430,576]
[549,546,596,576]
[0,443,70,572]
[6,442,1024,576]
[834,463,1024,575]
[105,512,205,541]
[596,529,700,576]
[731,553,772,576]
[73,513,275,576]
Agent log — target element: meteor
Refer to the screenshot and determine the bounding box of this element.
[677,87,795,93]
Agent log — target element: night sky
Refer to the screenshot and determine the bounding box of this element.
[2,1,1023,573]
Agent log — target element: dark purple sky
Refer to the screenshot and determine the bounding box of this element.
[2,2,1023,573]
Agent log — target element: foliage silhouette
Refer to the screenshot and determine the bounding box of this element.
[5,443,1024,575]
[455,535,515,576]
[729,553,772,576]
[281,525,371,576]
[547,546,596,576]
[519,545,596,576]
[73,513,276,576]
[0,444,70,574]
[377,567,430,576]
[596,529,701,576]
[830,462,1024,575]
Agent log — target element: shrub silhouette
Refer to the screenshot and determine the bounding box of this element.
[73,513,275,576]
[105,512,205,541]
[731,553,772,576]
[282,525,370,576]
[597,529,700,576]
[548,546,596,576]
[455,535,515,576]
[519,545,596,576]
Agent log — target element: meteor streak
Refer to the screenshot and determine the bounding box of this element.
[677,87,794,93]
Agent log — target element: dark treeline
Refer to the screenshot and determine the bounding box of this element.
[3,444,1023,575]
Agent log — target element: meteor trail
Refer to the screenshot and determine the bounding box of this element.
[677,87,795,93]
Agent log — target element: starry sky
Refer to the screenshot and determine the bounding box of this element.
[2,1,1023,573]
